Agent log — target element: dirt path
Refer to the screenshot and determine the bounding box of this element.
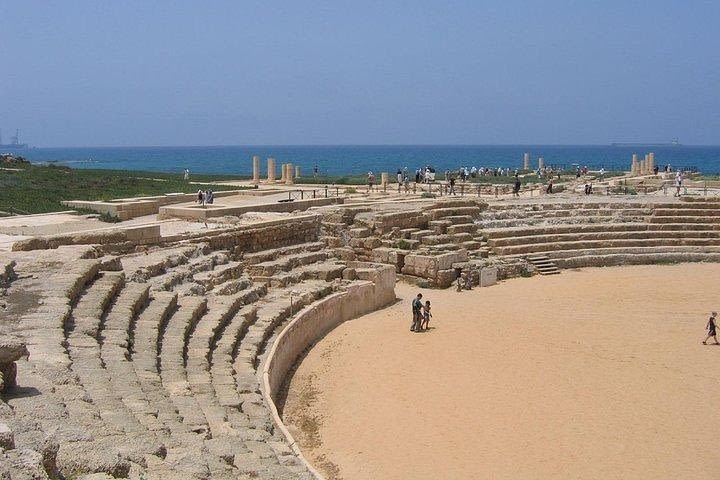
[282,264,720,480]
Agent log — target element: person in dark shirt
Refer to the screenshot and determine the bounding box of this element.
[411,293,423,332]
[703,312,718,345]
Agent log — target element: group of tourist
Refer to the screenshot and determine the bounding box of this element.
[410,293,432,332]
[196,189,214,205]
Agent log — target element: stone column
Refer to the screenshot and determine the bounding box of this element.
[631,154,639,175]
[538,157,545,170]
[295,166,301,179]
[280,163,287,182]
[640,159,646,175]
[285,163,294,185]
[267,157,276,183]
[648,152,655,174]
[252,155,260,184]
[523,153,530,170]
[381,172,389,190]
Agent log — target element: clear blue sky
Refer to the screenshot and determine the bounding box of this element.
[1,1,718,146]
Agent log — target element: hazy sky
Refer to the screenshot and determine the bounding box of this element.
[1,1,718,146]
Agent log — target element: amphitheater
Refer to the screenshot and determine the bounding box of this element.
[2,171,720,479]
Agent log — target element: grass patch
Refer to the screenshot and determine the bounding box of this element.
[0,164,248,214]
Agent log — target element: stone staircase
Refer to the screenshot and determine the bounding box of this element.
[527,255,560,275]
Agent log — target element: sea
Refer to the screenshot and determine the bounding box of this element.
[13,145,720,177]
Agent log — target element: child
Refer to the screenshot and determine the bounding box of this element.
[421,301,432,330]
[703,311,718,345]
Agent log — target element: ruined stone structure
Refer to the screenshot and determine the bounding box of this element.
[0,214,395,479]
[5,186,720,479]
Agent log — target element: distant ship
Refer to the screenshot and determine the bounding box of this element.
[611,138,680,147]
[0,129,29,150]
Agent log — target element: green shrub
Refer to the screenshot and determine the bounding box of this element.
[394,239,411,250]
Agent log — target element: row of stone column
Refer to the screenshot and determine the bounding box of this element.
[522,153,545,171]
[630,152,655,176]
[251,156,300,185]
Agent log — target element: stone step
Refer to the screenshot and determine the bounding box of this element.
[495,237,720,256]
[246,251,328,278]
[242,241,325,266]
[409,229,435,241]
[427,220,451,234]
[426,206,481,220]
[193,261,244,289]
[255,261,346,288]
[149,251,230,291]
[648,215,720,224]
[653,208,720,216]
[121,245,205,282]
[159,296,209,435]
[506,245,720,261]
[446,223,478,235]
[488,229,720,247]
[554,252,720,269]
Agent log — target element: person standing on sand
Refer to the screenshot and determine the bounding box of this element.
[411,293,423,332]
[674,171,683,197]
[421,300,432,330]
[703,312,719,345]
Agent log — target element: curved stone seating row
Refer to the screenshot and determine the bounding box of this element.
[553,251,720,269]
[489,229,720,248]
[494,237,720,256]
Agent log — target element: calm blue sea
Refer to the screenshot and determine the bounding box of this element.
[14,145,720,176]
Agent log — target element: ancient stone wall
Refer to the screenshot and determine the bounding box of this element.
[262,264,396,476]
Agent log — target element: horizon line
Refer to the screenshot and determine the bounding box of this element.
[21,143,720,149]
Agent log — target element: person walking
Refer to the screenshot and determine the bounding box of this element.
[674,171,683,197]
[546,179,553,194]
[411,293,423,332]
[449,177,456,195]
[513,174,521,197]
[397,169,403,193]
[703,312,719,345]
[367,171,375,192]
[421,300,432,330]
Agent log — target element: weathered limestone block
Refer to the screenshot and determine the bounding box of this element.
[348,227,372,238]
[0,337,28,393]
[436,269,457,288]
[0,422,14,450]
[401,251,468,280]
[0,448,49,479]
[480,266,498,287]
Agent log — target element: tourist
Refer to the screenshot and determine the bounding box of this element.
[313,164,319,177]
[702,312,719,345]
[368,171,375,192]
[421,301,432,330]
[411,293,423,332]
[397,169,403,193]
[674,171,683,197]
[206,190,214,204]
[404,177,410,193]
[513,174,521,197]
[546,179,553,194]
[449,177,456,195]
[184,168,190,181]
[197,189,204,204]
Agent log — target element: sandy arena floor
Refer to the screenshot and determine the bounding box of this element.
[282,264,720,480]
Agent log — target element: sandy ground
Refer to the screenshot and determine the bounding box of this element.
[282,264,720,480]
